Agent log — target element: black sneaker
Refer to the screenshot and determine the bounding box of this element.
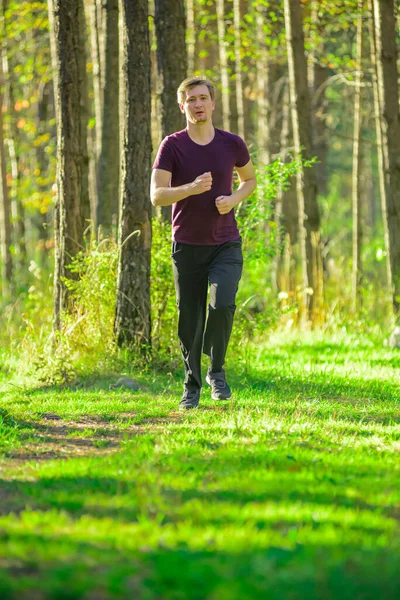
[179,387,200,410]
[206,369,232,400]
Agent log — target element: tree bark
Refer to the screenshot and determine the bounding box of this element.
[216,0,230,131]
[256,4,270,165]
[284,0,323,324]
[372,0,400,319]
[114,0,152,351]
[233,0,244,139]
[0,44,12,296]
[307,1,329,196]
[97,0,119,233]
[368,0,392,293]
[186,0,195,74]
[2,0,26,268]
[351,0,364,311]
[87,0,103,164]
[48,0,90,330]
[154,0,187,223]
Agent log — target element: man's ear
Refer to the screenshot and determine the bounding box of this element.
[179,103,185,114]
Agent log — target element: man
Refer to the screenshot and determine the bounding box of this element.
[151,76,256,410]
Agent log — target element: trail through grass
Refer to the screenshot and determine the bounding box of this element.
[0,333,399,599]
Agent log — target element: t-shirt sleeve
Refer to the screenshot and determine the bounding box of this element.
[153,136,174,172]
[235,135,251,168]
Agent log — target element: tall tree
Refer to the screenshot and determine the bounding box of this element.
[216,0,230,131]
[0,3,12,296]
[233,0,244,139]
[372,0,400,320]
[48,0,90,329]
[114,0,152,351]
[0,44,12,296]
[186,0,195,73]
[96,0,119,233]
[2,0,26,268]
[351,0,365,310]
[307,2,329,196]
[256,3,270,165]
[154,0,187,222]
[284,0,324,323]
[368,0,391,293]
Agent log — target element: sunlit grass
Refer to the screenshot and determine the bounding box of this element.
[0,332,399,599]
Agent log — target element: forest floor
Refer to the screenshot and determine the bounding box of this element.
[0,332,400,599]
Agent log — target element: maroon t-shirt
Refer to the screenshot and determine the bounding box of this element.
[152,128,250,245]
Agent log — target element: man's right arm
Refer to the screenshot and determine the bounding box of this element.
[150,169,213,207]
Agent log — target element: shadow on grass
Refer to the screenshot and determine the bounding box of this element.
[18,368,183,398]
[0,529,399,600]
[0,465,399,599]
[0,533,399,600]
[0,465,398,522]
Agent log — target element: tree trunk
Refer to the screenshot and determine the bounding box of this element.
[272,84,298,292]
[351,0,364,311]
[87,0,103,165]
[48,0,90,330]
[0,47,12,296]
[186,0,195,74]
[307,1,329,196]
[284,0,323,324]
[114,0,152,351]
[216,0,230,131]
[154,0,187,223]
[36,80,53,264]
[368,0,392,293]
[2,0,26,268]
[372,0,400,319]
[86,0,102,227]
[256,4,270,165]
[233,0,244,139]
[97,0,120,233]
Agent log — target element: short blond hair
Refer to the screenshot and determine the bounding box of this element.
[177,76,215,105]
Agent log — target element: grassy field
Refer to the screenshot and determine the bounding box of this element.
[0,332,400,599]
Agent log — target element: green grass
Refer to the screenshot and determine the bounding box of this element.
[0,332,400,599]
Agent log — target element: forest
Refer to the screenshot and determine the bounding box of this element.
[0,1,400,599]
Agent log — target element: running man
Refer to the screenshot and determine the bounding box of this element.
[151,76,256,409]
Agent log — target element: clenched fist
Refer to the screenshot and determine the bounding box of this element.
[215,195,234,215]
[191,172,213,195]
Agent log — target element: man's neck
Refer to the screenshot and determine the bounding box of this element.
[186,122,215,145]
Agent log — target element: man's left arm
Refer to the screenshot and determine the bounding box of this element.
[215,159,257,215]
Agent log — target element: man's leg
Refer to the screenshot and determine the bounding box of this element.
[172,243,209,395]
[203,240,243,375]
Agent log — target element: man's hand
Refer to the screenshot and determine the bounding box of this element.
[215,195,234,215]
[191,172,213,195]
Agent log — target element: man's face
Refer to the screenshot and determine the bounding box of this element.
[180,84,215,125]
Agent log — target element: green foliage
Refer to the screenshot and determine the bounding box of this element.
[2,0,55,275]
[0,409,19,452]
[18,222,180,383]
[232,156,316,351]
[39,238,120,382]
[150,218,179,365]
